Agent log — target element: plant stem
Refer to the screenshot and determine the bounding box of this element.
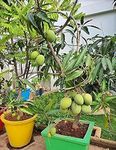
[47,42,64,76]
[23,32,29,79]
[76,23,81,51]
[72,113,81,129]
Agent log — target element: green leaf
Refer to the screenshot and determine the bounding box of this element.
[45,99,54,112]
[80,16,84,25]
[37,11,51,25]
[65,57,78,72]
[65,70,83,81]
[72,3,81,15]
[99,68,103,82]
[101,79,107,91]
[101,57,107,70]
[20,108,33,115]
[86,54,92,67]
[62,51,73,68]
[0,0,11,11]
[23,79,36,91]
[105,95,116,102]
[0,35,12,45]
[82,26,90,35]
[92,104,101,113]
[106,58,114,74]
[59,0,71,11]
[74,12,85,20]
[73,47,87,68]
[21,0,34,15]
[27,13,38,29]
[87,25,101,30]
[92,62,101,82]
[112,57,116,70]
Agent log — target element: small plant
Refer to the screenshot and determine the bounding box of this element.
[47,91,93,137]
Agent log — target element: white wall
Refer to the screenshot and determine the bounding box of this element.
[81,0,116,41]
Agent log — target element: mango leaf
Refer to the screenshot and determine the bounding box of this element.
[65,57,78,72]
[106,58,114,74]
[59,0,71,11]
[27,13,38,29]
[23,79,36,91]
[92,104,101,113]
[73,47,87,68]
[0,0,11,11]
[92,62,101,82]
[101,57,107,70]
[72,3,81,15]
[37,11,51,25]
[0,35,12,45]
[82,26,90,35]
[21,0,34,15]
[112,57,116,70]
[62,51,74,68]
[99,68,103,82]
[87,25,101,30]
[105,95,116,102]
[74,12,85,20]
[80,16,84,25]
[45,99,55,112]
[65,70,83,81]
[20,107,33,115]
[86,54,92,67]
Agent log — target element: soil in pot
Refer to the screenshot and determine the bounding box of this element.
[4,111,32,121]
[55,120,89,138]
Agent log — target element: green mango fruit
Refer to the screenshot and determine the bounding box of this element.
[30,51,39,59]
[45,30,56,43]
[36,54,45,66]
[82,105,92,114]
[60,97,72,109]
[74,94,84,105]
[71,102,81,115]
[83,93,92,105]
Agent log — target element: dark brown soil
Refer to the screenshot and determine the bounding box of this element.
[5,112,32,121]
[56,120,89,138]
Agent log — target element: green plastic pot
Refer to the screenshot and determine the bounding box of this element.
[41,120,94,150]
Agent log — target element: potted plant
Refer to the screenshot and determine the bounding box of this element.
[0,91,37,148]
[41,91,94,150]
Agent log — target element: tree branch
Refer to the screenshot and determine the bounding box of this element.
[23,32,30,79]
[56,0,78,33]
[47,42,64,76]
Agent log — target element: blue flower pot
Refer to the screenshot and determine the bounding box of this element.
[21,88,31,101]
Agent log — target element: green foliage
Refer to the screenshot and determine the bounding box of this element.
[22,92,64,125]
[87,35,116,90]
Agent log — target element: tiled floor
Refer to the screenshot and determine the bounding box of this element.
[0,132,109,150]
